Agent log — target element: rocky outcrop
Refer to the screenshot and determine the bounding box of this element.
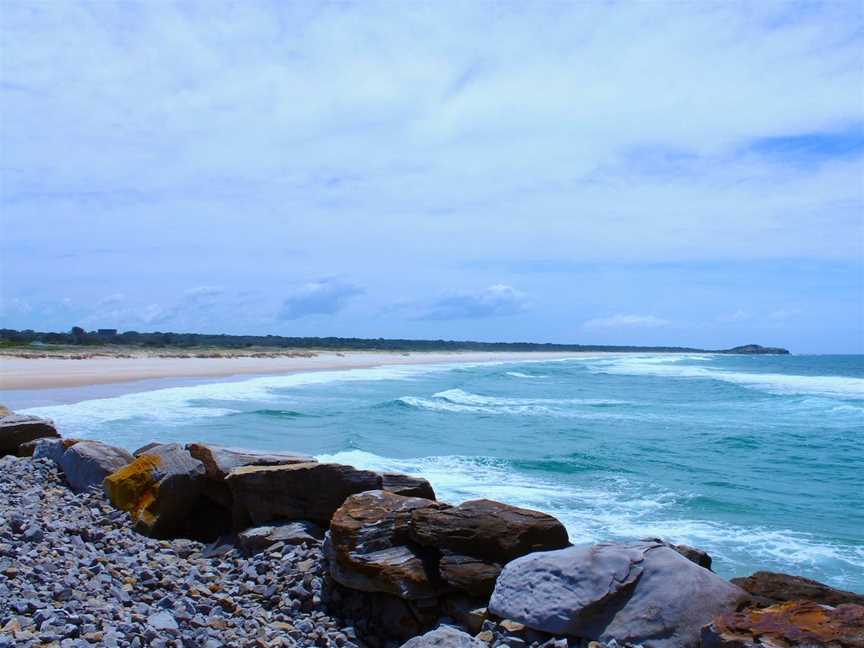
[730,571,864,607]
[410,499,569,563]
[57,441,133,492]
[381,473,436,500]
[227,462,382,528]
[399,625,486,647]
[489,541,747,648]
[327,490,446,600]
[702,601,864,647]
[103,443,212,539]
[237,520,324,554]
[0,414,59,456]
[438,552,501,597]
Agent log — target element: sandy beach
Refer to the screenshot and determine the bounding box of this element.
[0,350,593,390]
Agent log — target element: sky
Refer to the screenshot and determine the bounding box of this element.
[1,1,863,353]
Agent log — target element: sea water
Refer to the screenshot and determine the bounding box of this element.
[14,353,864,590]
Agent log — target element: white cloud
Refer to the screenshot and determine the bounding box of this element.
[583,314,670,329]
[417,284,530,320]
[278,279,364,320]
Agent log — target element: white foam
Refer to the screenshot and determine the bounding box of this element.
[584,355,864,399]
[505,371,548,379]
[317,449,864,586]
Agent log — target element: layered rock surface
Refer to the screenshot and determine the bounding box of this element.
[731,571,864,607]
[0,414,59,456]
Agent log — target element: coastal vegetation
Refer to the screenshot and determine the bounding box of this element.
[0,328,790,355]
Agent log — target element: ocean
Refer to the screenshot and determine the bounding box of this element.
[12,353,864,591]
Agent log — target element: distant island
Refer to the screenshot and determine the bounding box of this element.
[0,327,790,355]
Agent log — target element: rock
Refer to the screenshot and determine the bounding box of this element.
[187,443,313,480]
[439,552,501,597]
[226,462,383,527]
[238,520,324,553]
[489,541,747,648]
[702,601,864,647]
[133,442,163,456]
[382,473,436,500]
[730,571,864,607]
[146,610,179,632]
[32,438,81,463]
[57,441,134,492]
[0,405,11,416]
[327,490,445,599]
[103,443,208,538]
[400,625,486,647]
[643,537,713,570]
[0,414,59,456]
[410,499,569,563]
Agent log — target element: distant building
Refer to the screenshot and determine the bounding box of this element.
[97,329,118,337]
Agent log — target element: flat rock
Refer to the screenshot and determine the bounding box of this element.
[58,441,134,492]
[410,499,569,563]
[238,520,324,553]
[103,443,207,538]
[0,414,59,456]
[439,552,501,597]
[730,571,864,607]
[400,625,486,647]
[489,541,747,648]
[382,472,436,500]
[702,601,864,647]
[226,461,383,527]
[642,537,713,570]
[327,490,445,599]
[187,443,313,480]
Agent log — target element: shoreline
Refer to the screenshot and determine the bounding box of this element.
[0,350,617,391]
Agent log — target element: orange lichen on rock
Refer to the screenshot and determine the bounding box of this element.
[705,601,864,647]
[103,454,162,516]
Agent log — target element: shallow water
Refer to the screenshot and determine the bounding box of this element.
[14,353,864,590]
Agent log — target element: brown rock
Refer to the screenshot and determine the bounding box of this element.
[237,520,324,554]
[187,443,313,480]
[0,414,59,456]
[226,461,383,527]
[730,571,864,608]
[0,405,12,417]
[327,490,446,599]
[702,601,864,648]
[410,499,569,563]
[103,443,211,539]
[381,472,436,500]
[439,552,502,597]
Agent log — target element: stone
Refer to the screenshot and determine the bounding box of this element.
[382,473,436,500]
[643,537,713,570]
[488,541,747,648]
[702,601,864,647]
[32,438,81,463]
[730,571,864,607]
[187,443,314,480]
[327,490,445,599]
[146,611,179,632]
[439,552,501,597]
[0,414,59,456]
[410,499,569,563]
[58,441,134,492]
[226,462,383,527]
[0,405,11,416]
[238,521,324,554]
[103,443,208,538]
[133,442,163,456]
[400,625,487,647]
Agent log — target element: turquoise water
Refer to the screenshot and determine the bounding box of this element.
[15,353,864,591]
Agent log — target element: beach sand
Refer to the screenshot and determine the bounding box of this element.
[0,350,594,390]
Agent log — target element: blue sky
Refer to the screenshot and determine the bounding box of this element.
[1,1,862,353]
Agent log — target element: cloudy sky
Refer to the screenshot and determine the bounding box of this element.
[1,1,862,352]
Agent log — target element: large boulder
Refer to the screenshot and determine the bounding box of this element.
[103,443,211,539]
[226,462,383,527]
[702,601,864,647]
[57,441,133,492]
[399,625,486,647]
[438,552,501,597]
[489,541,747,648]
[186,443,313,480]
[238,520,324,554]
[410,499,569,563]
[730,571,864,607]
[327,490,446,599]
[0,414,59,456]
[382,473,436,500]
